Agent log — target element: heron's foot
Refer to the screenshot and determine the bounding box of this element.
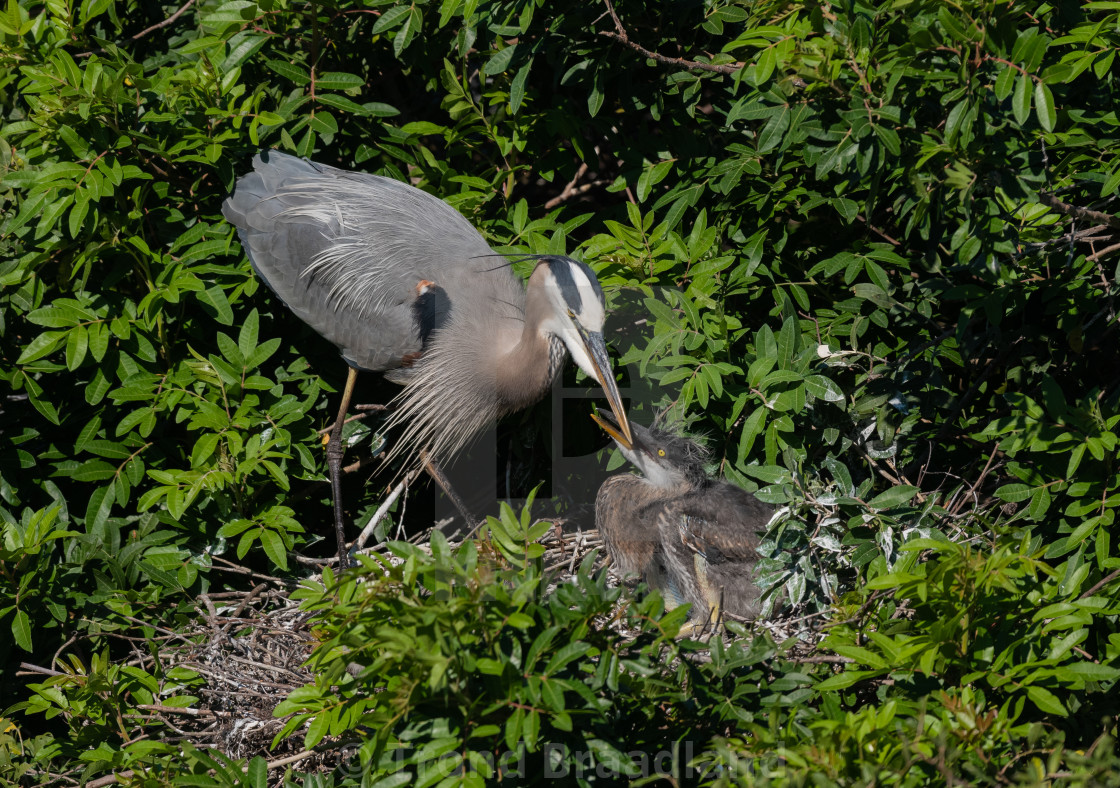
[676,608,720,641]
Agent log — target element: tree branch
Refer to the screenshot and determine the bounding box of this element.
[599,0,743,76]
[1087,241,1120,262]
[855,213,902,246]
[1039,192,1120,231]
[545,162,604,210]
[76,0,196,58]
[1080,567,1120,600]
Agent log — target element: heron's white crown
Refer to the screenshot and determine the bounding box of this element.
[536,257,607,379]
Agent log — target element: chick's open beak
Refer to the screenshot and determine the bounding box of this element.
[590,409,633,451]
[577,327,633,449]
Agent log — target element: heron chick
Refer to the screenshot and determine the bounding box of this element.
[222,151,632,564]
[592,413,772,630]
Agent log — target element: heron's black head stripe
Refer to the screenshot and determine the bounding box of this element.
[540,255,604,314]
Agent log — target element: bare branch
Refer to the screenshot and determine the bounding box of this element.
[1039,192,1120,231]
[544,162,590,210]
[355,469,419,550]
[129,0,197,42]
[1087,240,1120,262]
[76,0,196,58]
[855,213,902,247]
[1080,567,1120,600]
[599,0,744,76]
[18,662,67,677]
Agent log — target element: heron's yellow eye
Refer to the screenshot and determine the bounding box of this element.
[658,449,665,457]
[566,308,575,319]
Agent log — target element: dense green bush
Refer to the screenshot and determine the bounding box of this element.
[3,0,1120,783]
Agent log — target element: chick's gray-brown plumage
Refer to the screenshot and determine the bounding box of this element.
[594,415,773,626]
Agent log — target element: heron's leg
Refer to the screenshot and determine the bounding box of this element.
[420,450,477,529]
[327,366,359,568]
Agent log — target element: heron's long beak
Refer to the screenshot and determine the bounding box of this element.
[577,327,633,449]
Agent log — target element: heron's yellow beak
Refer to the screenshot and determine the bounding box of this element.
[578,327,633,450]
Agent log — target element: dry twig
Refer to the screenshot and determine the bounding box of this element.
[76,0,197,58]
[599,0,745,76]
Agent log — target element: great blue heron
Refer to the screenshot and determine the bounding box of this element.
[592,413,771,632]
[222,150,632,564]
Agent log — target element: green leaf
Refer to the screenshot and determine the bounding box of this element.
[84,440,132,460]
[17,331,66,364]
[944,100,969,145]
[65,324,89,370]
[815,669,883,691]
[198,286,234,325]
[305,710,331,748]
[1034,81,1056,131]
[1063,661,1120,682]
[259,529,288,570]
[543,642,591,676]
[316,71,364,90]
[588,84,604,117]
[510,59,532,114]
[203,0,257,23]
[85,485,113,532]
[1027,486,1052,519]
[11,610,32,651]
[245,756,267,788]
[756,107,790,153]
[1012,73,1032,126]
[736,406,766,463]
[873,124,901,157]
[1026,686,1067,716]
[315,94,368,114]
[755,46,777,84]
[394,5,421,55]
[852,282,892,308]
[402,121,446,136]
[994,66,1016,101]
[309,111,339,134]
[804,375,844,403]
[868,486,919,509]
[483,44,517,76]
[833,198,859,223]
[372,4,410,34]
[266,59,310,85]
[238,309,259,360]
[994,483,1032,503]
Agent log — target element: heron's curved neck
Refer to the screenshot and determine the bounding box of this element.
[495,327,564,411]
[493,276,566,411]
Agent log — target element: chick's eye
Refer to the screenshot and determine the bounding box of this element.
[657,449,666,457]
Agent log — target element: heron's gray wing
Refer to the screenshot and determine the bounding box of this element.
[222,150,514,372]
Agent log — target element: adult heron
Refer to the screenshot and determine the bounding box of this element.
[592,413,771,632]
[222,151,632,564]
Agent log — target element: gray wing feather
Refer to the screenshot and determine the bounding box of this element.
[594,474,662,578]
[658,488,770,620]
[222,151,510,372]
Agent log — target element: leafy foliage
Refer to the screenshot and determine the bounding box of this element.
[3,0,1120,783]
